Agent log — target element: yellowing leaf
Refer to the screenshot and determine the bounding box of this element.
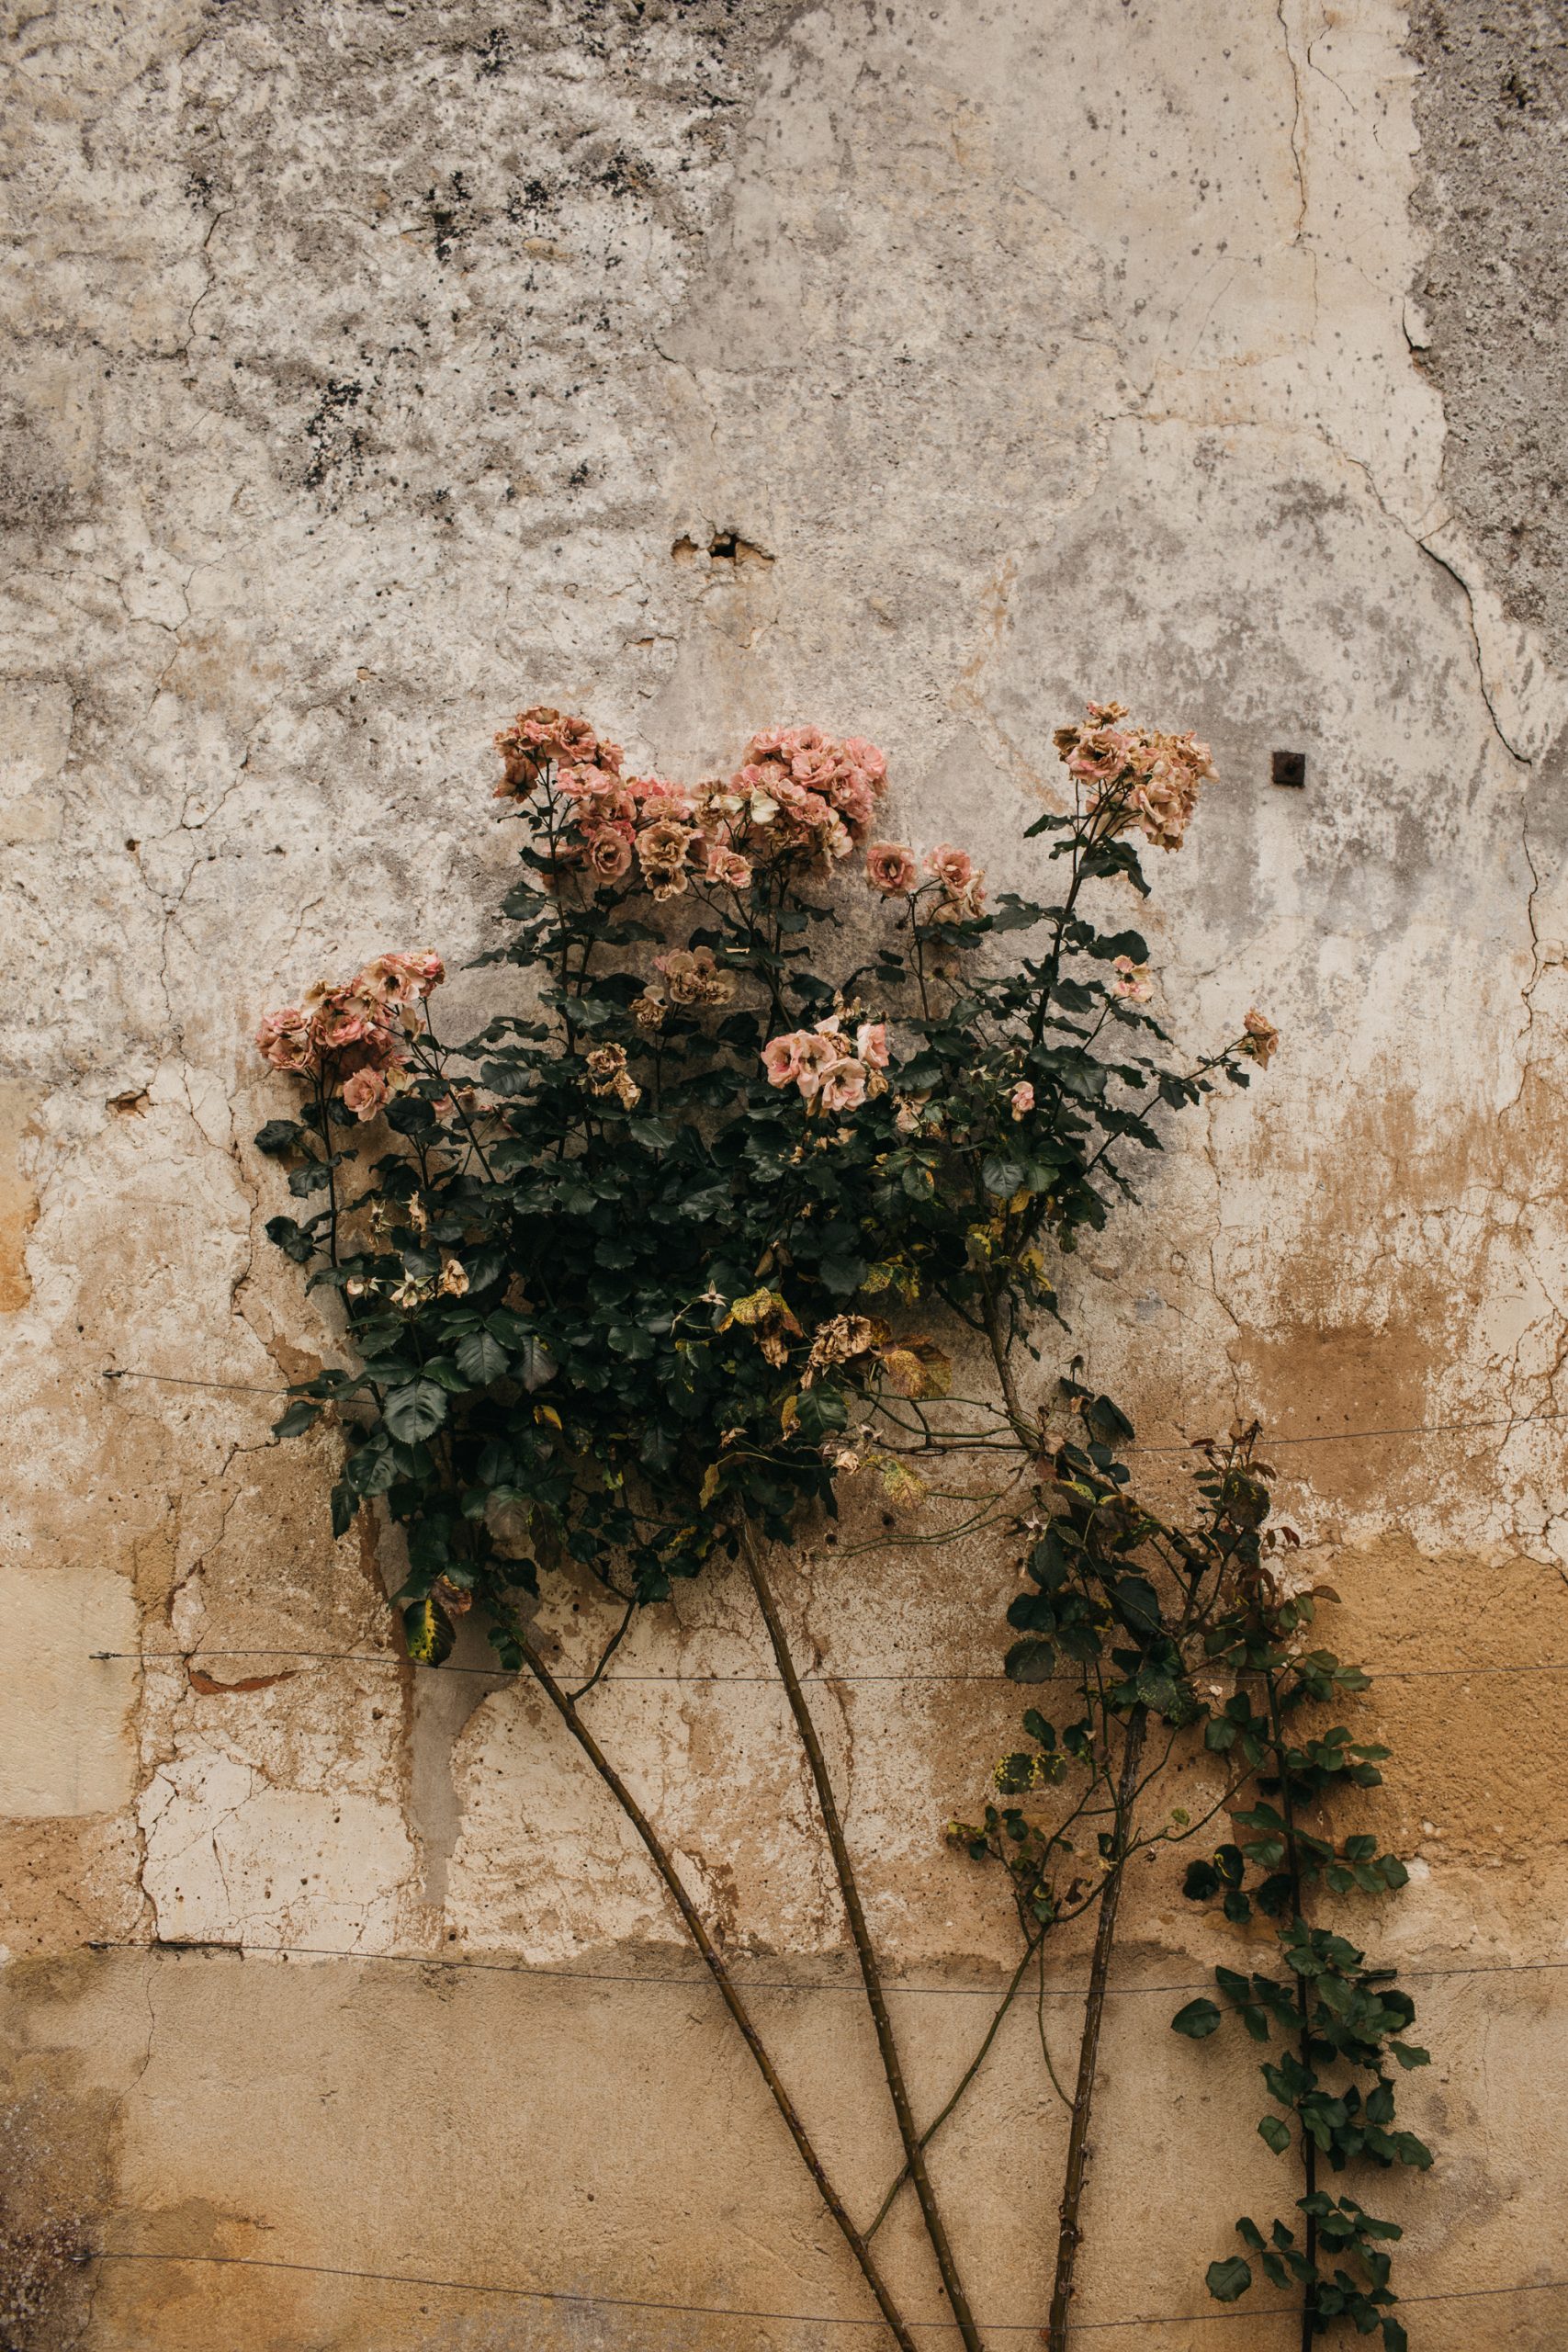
[877,1456,927,1509]
[699,1463,722,1508]
[879,1348,926,1399]
[779,1392,800,1436]
[534,1403,562,1430]
[894,1337,953,1400]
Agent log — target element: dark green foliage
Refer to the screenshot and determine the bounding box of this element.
[257,729,1257,1668]
[1168,1437,1429,2344]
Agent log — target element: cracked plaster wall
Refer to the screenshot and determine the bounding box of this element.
[3,0,1567,2345]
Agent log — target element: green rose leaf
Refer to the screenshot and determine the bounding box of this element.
[456,1330,510,1385]
[1171,1997,1223,2040]
[1206,2256,1252,2303]
[980,1155,1026,1198]
[384,1381,448,1442]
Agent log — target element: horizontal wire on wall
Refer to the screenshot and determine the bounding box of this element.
[85,2245,1568,2335]
[87,1645,1568,1685]
[100,1363,1568,1452]
[82,1937,1568,2003]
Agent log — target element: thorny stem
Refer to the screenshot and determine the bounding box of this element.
[1044,1707,1147,2352]
[309,1078,342,1268]
[739,1525,987,2352]
[519,1634,921,2352]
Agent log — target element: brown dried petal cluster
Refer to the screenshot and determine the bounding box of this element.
[255,951,445,1121]
[1052,701,1217,853]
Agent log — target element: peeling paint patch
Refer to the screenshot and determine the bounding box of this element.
[0,1082,39,1312]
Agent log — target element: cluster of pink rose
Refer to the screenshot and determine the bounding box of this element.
[1052,700,1217,853]
[863,840,987,921]
[254,951,445,1120]
[761,1014,890,1113]
[492,707,890,893]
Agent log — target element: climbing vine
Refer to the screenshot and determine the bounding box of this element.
[937,1421,1430,2348]
[252,698,1345,2346]
[1170,1433,1430,2351]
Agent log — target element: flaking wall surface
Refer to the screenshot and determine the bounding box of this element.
[4,2,1567,2345]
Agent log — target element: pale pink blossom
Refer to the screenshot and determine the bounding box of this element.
[841,738,887,787]
[855,1022,889,1069]
[255,1006,317,1074]
[761,1035,806,1088]
[586,830,634,882]
[926,843,974,891]
[308,993,372,1051]
[341,1066,389,1121]
[931,870,987,923]
[818,1057,868,1113]
[1010,1080,1035,1121]
[359,951,445,1006]
[494,707,621,800]
[705,842,754,889]
[1111,956,1154,1004]
[636,817,696,897]
[556,763,621,803]
[866,841,918,895]
[792,1034,843,1098]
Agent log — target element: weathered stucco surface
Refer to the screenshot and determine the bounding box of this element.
[4,0,1567,2344]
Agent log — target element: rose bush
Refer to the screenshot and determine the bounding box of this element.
[255,701,1266,1670]
[253,699,1331,2352]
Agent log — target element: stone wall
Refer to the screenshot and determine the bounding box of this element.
[3,1,1565,2344]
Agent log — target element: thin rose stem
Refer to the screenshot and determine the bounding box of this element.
[865,1927,1044,2240]
[518,1636,920,2352]
[739,1527,986,2352]
[1044,1708,1146,2352]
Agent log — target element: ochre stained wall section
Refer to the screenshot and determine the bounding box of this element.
[3,3,1566,2346]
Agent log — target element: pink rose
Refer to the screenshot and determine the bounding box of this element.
[311,999,370,1050]
[706,842,753,889]
[1066,727,1132,784]
[926,843,973,891]
[341,1067,389,1121]
[557,763,619,802]
[493,707,621,799]
[931,871,987,924]
[255,1006,317,1073]
[855,1022,889,1069]
[792,1034,843,1100]
[1010,1080,1034,1121]
[586,830,634,882]
[865,841,918,895]
[840,737,887,788]
[818,1057,867,1113]
[1111,956,1154,1004]
[359,951,445,1007]
[761,1034,807,1088]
